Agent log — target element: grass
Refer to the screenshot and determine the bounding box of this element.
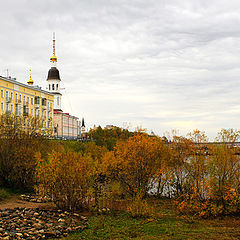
[60,198,240,240]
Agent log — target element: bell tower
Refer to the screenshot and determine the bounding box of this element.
[47,33,62,111]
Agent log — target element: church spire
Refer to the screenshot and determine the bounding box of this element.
[50,32,57,65]
[27,69,34,85]
[81,118,85,127]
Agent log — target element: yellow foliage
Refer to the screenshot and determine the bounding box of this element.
[36,151,92,211]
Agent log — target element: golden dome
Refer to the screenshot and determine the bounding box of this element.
[50,54,57,62]
[27,69,34,85]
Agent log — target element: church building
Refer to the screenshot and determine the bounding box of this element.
[46,34,80,139]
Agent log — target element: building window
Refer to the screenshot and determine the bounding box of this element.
[52,84,55,90]
[6,103,9,112]
[20,94,22,102]
[57,97,59,105]
[35,96,40,104]
[11,104,13,113]
[23,95,26,104]
[27,96,29,104]
[31,108,33,115]
[1,102,4,111]
[15,93,18,102]
[6,91,8,98]
[49,84,51,90]
[56,84,58,90]
[31,98,33,105]
[42,98,47,106]
[11,92,13,100]
[38,110,40,116]
[1,89,3,98]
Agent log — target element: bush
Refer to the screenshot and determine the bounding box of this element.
[0,113,50,190]
[127,192,154,218]
[36,151,92,211]
[0,189,10,201]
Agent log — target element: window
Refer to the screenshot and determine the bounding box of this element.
[42,98,47,106]
[57,97,59,105]
[15,93,18,102]
[11,104,13,113]
[27,96,29,104]
[20,94,22,102]
[35,96,40,104]
[49,84,51,90]
[6,103,9,112]
[52,84,55,90]
[31,98,33,105]
[1,89,3,98]
[31,108,33,115]
[11,92,13,100]
[38,110,40,116]
[6,91,8,98]
[23,95,26,104]
[1,102,4,111]
[56,84,58,90]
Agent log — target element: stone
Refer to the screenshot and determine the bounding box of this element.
[0,207,88,239]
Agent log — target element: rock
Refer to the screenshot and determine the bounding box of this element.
[0,207,88,239]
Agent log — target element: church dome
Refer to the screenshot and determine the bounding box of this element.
[47,67,61,80]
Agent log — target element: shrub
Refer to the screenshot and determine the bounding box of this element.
[127,192,154,218]
[0,188,10,201]
[0,113,50,190]
[36,151,92,211]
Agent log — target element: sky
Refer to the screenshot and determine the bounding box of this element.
[1,0,240,139]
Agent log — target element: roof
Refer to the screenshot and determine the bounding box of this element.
[54,110,79,119]
[81,118,85,127]
[47,67,61,81]
[0,76,54,96]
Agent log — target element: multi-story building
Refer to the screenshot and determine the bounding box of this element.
[53,110,80,139]
[0,75,54,131]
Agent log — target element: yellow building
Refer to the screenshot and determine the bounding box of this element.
[0,75,54,131]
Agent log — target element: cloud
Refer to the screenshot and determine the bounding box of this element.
[1,0,240,139]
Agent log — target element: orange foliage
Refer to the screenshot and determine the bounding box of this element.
[36,151,92,211]
[103,132,168,197]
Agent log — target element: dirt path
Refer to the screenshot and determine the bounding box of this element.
[0,195,55,210]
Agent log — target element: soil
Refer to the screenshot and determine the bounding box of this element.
[0,195,55,210]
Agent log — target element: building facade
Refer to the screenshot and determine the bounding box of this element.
[0,75,54,131]
[54,110,80,139]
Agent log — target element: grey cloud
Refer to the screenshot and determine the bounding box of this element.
[1,0,240,139]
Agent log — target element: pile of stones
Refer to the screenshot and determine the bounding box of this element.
[20,194,51,203]
[0,207,88,239]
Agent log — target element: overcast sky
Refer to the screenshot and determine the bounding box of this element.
[1,0,240,139]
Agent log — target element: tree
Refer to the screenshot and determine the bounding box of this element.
[36,151,92,211]
[104,132,167,197]
[0,113,49,189]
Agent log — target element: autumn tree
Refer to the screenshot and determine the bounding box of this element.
[36,151,92,211]
[167,135,192,197]
[103,132,167,197]
[186,129,208,199]
[0,113,49,190]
